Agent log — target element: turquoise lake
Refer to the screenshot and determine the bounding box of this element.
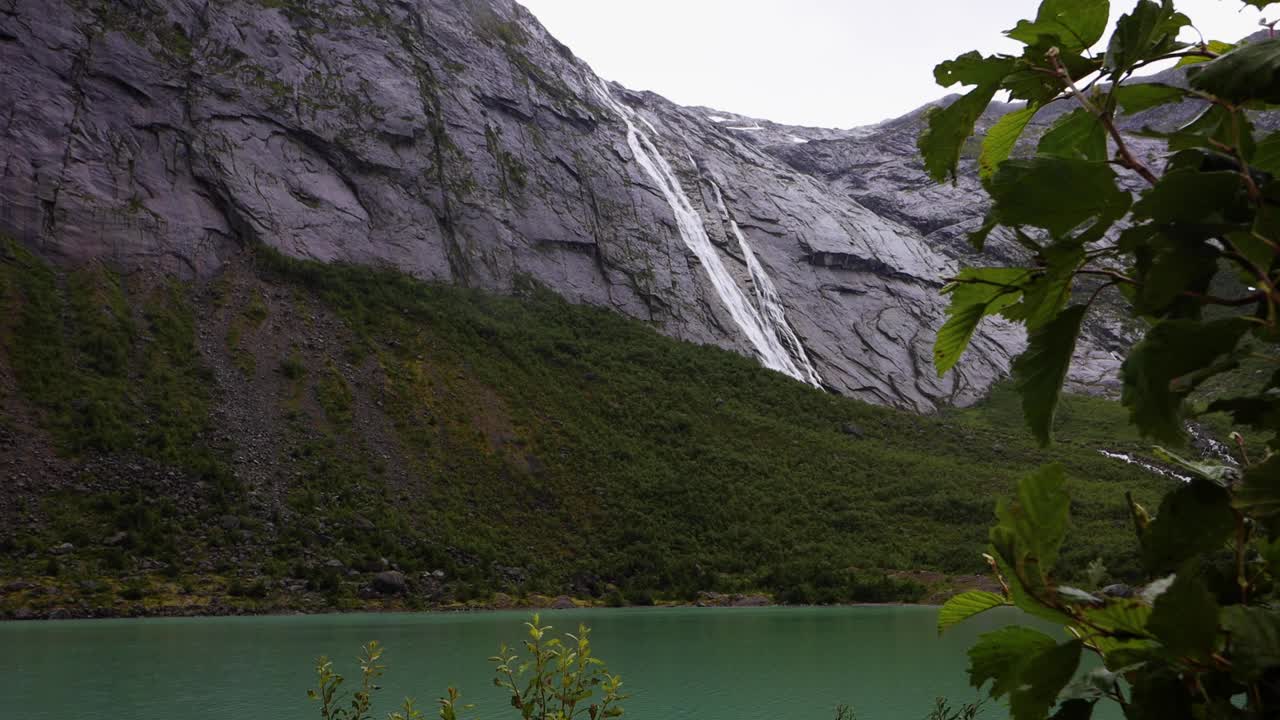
[0,606,1065,719]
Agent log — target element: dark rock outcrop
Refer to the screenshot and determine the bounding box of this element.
[372,570,407,595]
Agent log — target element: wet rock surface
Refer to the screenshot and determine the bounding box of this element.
[0,0,1055,412]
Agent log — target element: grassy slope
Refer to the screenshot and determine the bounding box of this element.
[0,240,1171,616]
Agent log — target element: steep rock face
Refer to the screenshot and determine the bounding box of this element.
[1,0,1029,411]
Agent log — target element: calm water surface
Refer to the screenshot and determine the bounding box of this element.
[2,606,1045,720]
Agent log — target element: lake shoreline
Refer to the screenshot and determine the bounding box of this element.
[0,596,945,622]
[1,570,997,622]
[0,597,942,620]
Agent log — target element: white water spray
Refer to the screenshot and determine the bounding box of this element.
[589,79,822,387]
[709,182,823,386]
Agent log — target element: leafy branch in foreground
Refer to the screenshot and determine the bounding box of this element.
[924,0,1280,718]
[307,617,626,720]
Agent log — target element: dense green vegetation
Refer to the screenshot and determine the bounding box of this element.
[923,0,1280,717]
[0,238,1168,615]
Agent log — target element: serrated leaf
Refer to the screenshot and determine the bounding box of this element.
[920,84,1005,182]
[1016,245,1086,332]
[1188,38,1280,104]
[1222,606,1280,680]
[939,591,1010,635]
[1013,306,1088,446]
[936,268,1029,376]
[1233,455,1280,518]
[969,214,999,251]
[1005,0,1110,52]
[1147,563,1219,660]
[1157,104,1257,160]
[1175,40,1235,67]
[994,463,1071,588]
[1104,0,1191,78]
[935,51,1019,88]
[1037,109,1107,161]
[1132,169,1246,224]
[968,626,1058,698]
[1112,82,1187,114]
[1205,394,1280,433]
[1082,600,1153,636]
[981,106,1040,181]
[988,158,1131,238]
[1127,668,1194,718]
[1121,318,1251,444]
[1010,640,1084,720]
[1253,131,1280,175]
[1141,479,1235,575]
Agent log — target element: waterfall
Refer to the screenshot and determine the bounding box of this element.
[709,182,823,387]
[589,79,822,387]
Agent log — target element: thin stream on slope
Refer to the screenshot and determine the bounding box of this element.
[589,79,821,387]
[709,181,822,387]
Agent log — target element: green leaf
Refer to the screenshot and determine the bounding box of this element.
[1005,0,1111,52]
[1010,640,1084,720]
[1104,0,1191,78]
[1112,83,1187,114]
[1233,455,1280,518]
[1146,562,1220,660]
[938,591,1010,635]
[967,626,1057,697]
[1158,105,1257,160]
[994,463,1071,587]
[1130,231,1222,317]
[1222,606,1280,680]
[1013,245,1086,332]
[1189,38,1280,104]
[1141,479,1235,575]
[1013,306,1088,446]
[1121,318,1251,443]
[1132,169,1246,224]
[1127,669,1194,719]
[1253,131,1280,175]
[920,84,1004,182]
[981,106,1040,181]
[988,158,1131,238]
[1081,600,1153,636]
[1049,699,1094,720]
[936,268,1029,376]
[1151,446,1240,486]
[1037,110,1107,161]
[1175,40,1236,67]
[935,51,1019,87]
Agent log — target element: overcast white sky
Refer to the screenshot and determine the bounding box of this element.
[517,0,1274,128]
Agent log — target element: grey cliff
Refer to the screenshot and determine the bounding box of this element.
[1,0,1135,411]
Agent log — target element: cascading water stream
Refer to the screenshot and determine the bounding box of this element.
[708,182,823,387]
[589,79,822,387]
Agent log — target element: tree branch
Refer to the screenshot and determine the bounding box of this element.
[1048,48,1159,185]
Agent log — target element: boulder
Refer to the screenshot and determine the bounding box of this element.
[550,595,576,610]
[372,571,407,596]
[1101,584,1135,599]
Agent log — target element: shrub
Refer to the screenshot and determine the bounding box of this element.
[308,616,626,720]
[923,1,1280,718]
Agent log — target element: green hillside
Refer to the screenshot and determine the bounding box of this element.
[0,239,1171,617]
